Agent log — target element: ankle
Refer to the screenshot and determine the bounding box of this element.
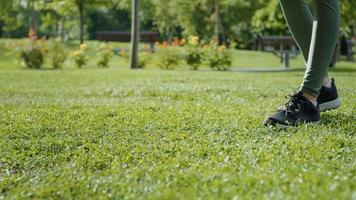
[302,92,317,106]
[323,77,332,88]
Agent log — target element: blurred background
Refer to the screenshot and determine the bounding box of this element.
[0,0,355,70]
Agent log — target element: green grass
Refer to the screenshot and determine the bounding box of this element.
[0,39,355,199]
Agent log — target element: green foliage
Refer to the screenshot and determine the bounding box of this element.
[96,42,114,68]
[20,47,44,69]
[0,65,355,199]
[1,0,355,48]
[13,38,47,69]
[71,44,89,68]
[340,0,356,36]
[138,51,152,69]
[251,0,288,35]
[184,36,203,70]
[0,1,25,35]
[87,8,130,39]
[118,48,130,62]
[205,44,232,71]
[146,0,179,39]
[51,38,67,69]
[156,46,181,70]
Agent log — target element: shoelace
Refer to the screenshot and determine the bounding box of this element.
[283,93,305,118]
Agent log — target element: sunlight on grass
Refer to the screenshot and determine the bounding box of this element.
[0,39,355,199]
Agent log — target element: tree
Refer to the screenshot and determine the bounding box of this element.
[32,0,81,40]
[86,7,131,39]
[34,1,77,39]
[147,0,179,41]
[214,0,222,45]
[0,1,27,37]
[251,0,287,36]
[340,0,356,36]
[29,1,35,30]
[77,0,85,44]
[74,0,114,44]
[168,0,261,48]
[43,0,113,43]
[130,0,140,69]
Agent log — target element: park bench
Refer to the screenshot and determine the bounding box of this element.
[96,31,159,53]
[258,35,299,68]
[329,36,355,67]
[258,35,354,68]
[338,35,355,62]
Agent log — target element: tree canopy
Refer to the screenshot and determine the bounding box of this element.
[0,0,354,48]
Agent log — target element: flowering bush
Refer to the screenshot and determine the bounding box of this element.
[15,28,46,69]
[51,38,67,69]
[96,43,113,68]
[20,47,44,69]
[156,46,181,70]
[204,44,232,71]
[138,52,152,68]
[71,44,89,68]
[184,36,203,70]
[119,48,130,61]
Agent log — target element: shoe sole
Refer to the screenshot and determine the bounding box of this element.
[265,120,321,129]
[277,120,321,129]
[319,98,341,112]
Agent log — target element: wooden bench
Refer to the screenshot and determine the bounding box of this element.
[258,36,300,68]
[96,31,159,53]
[339,36,355,61]
[330,36,355,67]
[97,31,159,43]
[259,35,354,68]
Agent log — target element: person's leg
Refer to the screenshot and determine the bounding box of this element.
[279,0,313,62]
[301,0,340,97]
[280,0,338,97]
[264,0,340,127]
[280,0,340,97]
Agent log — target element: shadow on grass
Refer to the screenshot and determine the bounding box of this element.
[232,67,305,73]
[321,111,355,126]
[328,67,356,73]
[232,66,356,73]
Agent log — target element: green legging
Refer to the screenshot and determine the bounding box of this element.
[280,0,340,97]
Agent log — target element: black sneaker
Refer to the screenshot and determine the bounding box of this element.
[263,92,320,127]
[318,78,341,112]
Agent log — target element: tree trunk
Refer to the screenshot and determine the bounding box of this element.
[130,0,140,69]
[28,0,37,37]
[59,19,65,40]
[168,27,174,44]
[214,0,220,46]
[30,1,36,32]
[78,0,84,44]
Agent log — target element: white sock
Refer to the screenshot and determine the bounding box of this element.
[323,77,332,88]
[311,101,317,107]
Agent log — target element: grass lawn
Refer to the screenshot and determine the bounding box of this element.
[0,39,355,199]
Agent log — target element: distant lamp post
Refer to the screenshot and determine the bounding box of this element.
[130,0,140,69]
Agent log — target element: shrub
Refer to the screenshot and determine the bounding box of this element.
[51,38,67,69]
[96,43,114,68]
[156,46,181,70]
[20,47,44,69]
[14,30,47,69]
[204,45,232,71]
[71,44,89,68]
[138,52,152,69]
[118,48,130,63]
[184,36,203,70]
